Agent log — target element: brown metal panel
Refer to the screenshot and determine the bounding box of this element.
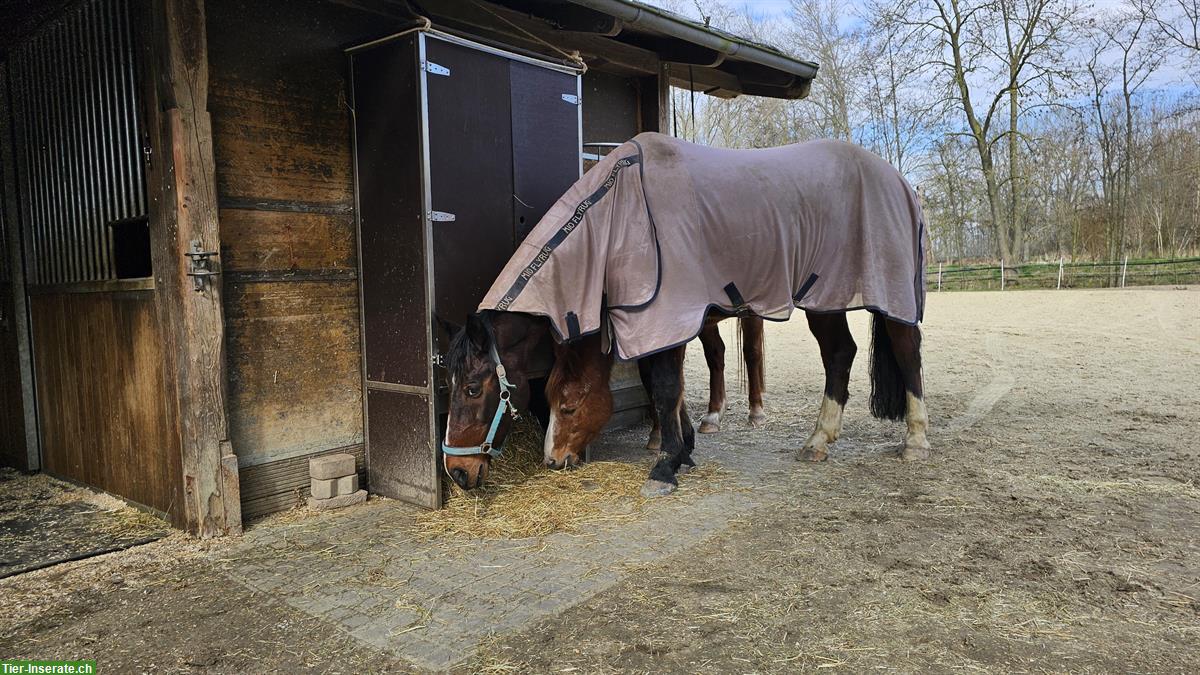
[351,36,429,387]
[367,388,437,509]
[510,61,581,243]
[425,37,515,329]
[582,70,640,145]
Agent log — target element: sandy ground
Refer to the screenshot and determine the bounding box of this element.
[1,287,1197,672]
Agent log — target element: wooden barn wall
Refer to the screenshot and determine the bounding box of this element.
[207,0,401,517]
[28,289,184,519]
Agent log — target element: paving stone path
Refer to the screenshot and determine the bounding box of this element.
[217,423,797,670]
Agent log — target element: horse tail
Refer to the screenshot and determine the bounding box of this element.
[869,313,906,421]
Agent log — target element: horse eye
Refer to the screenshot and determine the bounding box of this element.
[466,384,481,398]
[560,406,577,416]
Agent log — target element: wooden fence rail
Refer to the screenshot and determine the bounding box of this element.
[927,257,1200,292]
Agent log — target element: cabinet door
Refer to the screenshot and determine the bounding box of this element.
[425,37,515,329]
[352,34,440,508]
[510,62,581,243]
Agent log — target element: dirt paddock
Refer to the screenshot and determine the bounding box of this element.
[2,287,1198,672]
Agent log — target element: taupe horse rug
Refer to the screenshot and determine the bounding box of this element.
[481,132,926,359]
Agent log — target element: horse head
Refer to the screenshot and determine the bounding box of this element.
[443,311,542,489]
[544,333,613,469]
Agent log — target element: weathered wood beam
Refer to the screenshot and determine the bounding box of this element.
[637,62,670,133]
[139,0,240,536]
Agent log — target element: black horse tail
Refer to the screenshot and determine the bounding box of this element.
[869,313,906,421]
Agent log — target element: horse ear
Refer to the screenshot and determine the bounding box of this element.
[434,314,461,338]
[465,313,489,352]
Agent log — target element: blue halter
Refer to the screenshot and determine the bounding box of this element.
[441,342,519,459]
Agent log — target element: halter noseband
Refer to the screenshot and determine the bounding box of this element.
[441,341,520,460]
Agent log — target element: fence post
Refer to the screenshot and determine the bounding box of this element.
[1057,256,1064,289]
[937,263,943,292]
[1121,255,1128,288]
[1000,260,1005,290]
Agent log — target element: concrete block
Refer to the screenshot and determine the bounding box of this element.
[311,477,338,499]
[336,473,359,495]
[310,453,355,480]
[308,489,368,511]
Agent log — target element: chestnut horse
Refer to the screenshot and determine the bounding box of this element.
[443,308,928,497]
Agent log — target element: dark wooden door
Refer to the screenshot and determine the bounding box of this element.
[352,32,579,509]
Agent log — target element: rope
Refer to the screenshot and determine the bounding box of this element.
[471,0,587,73]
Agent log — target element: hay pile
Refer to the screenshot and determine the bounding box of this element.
[416,418,725,540]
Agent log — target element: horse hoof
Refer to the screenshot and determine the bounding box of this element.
[640,479,677,498]
[796,446,828,462]
[676,462,696,475]
[900,445,931,461]
[698,421,720,434]
[748,413,767,428]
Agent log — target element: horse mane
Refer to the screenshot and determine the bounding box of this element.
[446,313,497,384]
[547,333,611,393]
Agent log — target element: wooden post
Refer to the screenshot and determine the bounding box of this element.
[637,61,671,134]
[140,0,240,536]
[1057,256,1064,289]
[937,262,943,292]
[1121,254,1128,288]
[1000,260,1005,290]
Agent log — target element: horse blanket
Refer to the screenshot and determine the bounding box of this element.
[480,133,926,361]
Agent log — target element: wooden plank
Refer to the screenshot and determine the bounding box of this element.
[218,208,355,273]
[223,280,363,468]
[141,0,238,536]
[28,291,184,522]
[209,78,354,206]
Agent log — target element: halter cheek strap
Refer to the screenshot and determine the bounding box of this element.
[441,342,520,460]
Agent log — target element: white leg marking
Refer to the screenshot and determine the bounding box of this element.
[902,392,931,460]
[699,411,721,433]
[799,395,843,461]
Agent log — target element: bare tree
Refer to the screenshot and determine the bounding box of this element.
[883,0,1073,261]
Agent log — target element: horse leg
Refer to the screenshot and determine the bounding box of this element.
[638,358,662,451]
[884,319,930,461]
[697,322,725,433]
[641,345,688,497]
[742,316,767,427]
[798,311,856,462]
[678,396,697,474]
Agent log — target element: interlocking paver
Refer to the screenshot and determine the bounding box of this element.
[216,432,793,671]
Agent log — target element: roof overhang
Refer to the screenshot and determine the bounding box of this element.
[417,0,817,99]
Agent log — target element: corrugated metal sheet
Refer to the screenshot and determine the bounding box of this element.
[8,0,146,286]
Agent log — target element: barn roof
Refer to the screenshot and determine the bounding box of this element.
[423,0,818,99]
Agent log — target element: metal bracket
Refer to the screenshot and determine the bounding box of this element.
[185,240,220,292]
[561,93,579,105]
[429,210,456,222]
[432,353,445,368]
[422,60,450,76]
